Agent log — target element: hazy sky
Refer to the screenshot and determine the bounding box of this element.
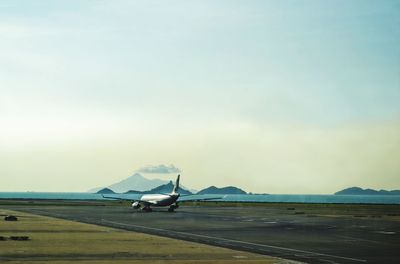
[1,0,399,193]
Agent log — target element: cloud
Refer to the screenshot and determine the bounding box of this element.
[137,164,181,174]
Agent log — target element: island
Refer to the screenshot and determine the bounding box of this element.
[197,186,247,195]
[124,181,192,195]
[96,188,116,194]
[335,187,400,195]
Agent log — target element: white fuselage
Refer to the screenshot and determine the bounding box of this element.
[140,193,179,207]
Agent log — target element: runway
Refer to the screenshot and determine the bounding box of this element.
[4,202,400,264]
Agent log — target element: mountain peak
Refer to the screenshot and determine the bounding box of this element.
[130,173,145,178]
[104,173,169,193]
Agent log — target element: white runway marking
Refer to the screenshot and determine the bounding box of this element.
[376,231,396,235]
[336,235,390,245]
[102,219,367,263]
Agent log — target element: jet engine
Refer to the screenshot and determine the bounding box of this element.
[132,201,141,209]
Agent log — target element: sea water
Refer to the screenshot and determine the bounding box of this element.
[0,192,399,204]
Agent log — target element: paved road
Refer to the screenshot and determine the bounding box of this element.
[7,203,400,264]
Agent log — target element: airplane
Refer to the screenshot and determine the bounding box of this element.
[102,174,220,212]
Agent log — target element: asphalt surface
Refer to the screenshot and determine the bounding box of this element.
[5,202,400,264]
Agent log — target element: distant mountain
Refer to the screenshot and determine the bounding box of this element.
[89,173,240,195]
[125,181,193,195]
[197,186,247,195]
[96,188,115,194]
[335,187,400,195]
[108,173,169,193]
[88,173,168,193]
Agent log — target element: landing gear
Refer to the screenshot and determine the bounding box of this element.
[168,203,179,212]
[142,206,152,212]
[132,202,141,209]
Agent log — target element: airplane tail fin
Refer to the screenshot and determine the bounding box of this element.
[173,174,180,193]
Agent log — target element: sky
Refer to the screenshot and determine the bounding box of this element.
[1,0,399,194]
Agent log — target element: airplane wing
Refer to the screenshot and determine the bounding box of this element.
[101,195,156,205]
[177,195,224,202]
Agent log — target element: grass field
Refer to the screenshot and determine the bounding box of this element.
[0,208,292,264]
